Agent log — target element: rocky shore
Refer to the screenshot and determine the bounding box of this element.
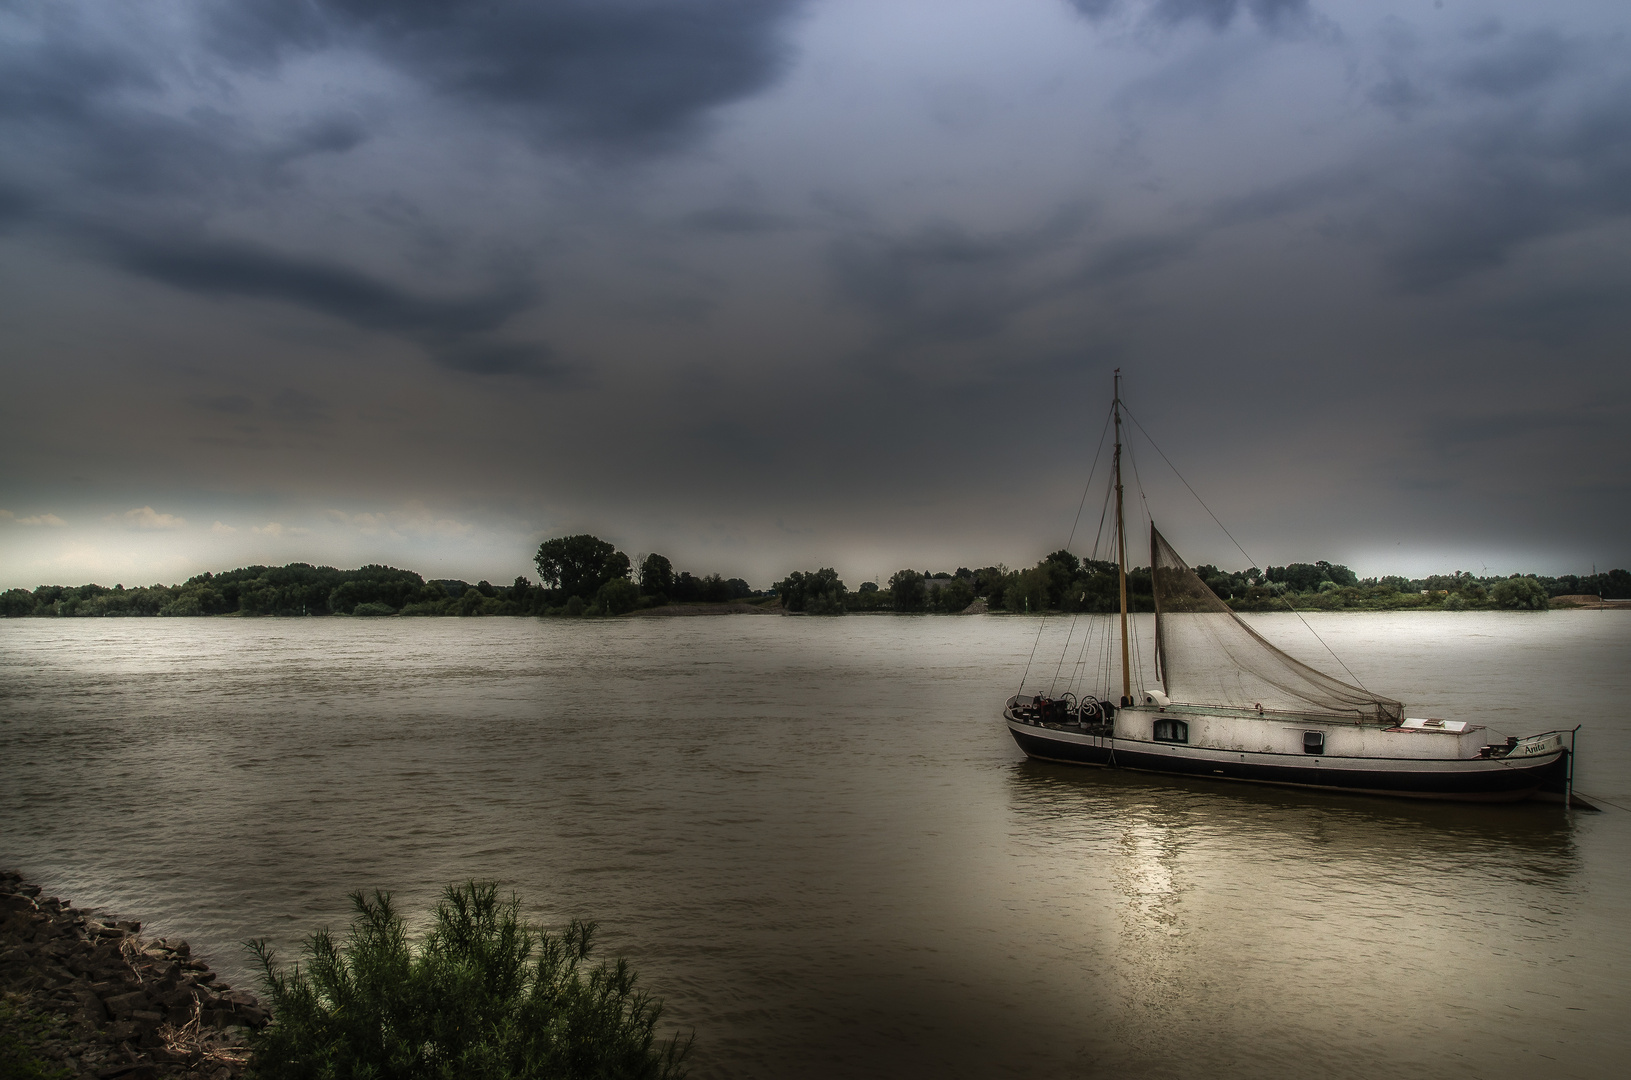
[0,870,267,1079]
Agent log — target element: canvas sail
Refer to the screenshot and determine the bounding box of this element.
[1150,525,1403,723]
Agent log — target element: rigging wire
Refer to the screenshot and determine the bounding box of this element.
[1062,483,1117,697]
[1052,469,1118,696]
[1123,433,1153,701]
[1019,402,1116,695]
[1119,403,1374,693]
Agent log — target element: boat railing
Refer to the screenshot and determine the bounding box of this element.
[1143,700,1382,724]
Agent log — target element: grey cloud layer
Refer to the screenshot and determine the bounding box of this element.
[102,230,552,375]
[209,0,803,145]
[1068,0,1312,33]
[0,0,805,373]
[1,1,1628,581]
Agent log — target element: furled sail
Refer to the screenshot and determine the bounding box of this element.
[1150,525,1403,723]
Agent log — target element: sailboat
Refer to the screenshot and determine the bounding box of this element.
[1003,373,1580,804]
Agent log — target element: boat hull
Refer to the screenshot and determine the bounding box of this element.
[1006,720,1569,802]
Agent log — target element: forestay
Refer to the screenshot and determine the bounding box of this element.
[1149,525,1403,723]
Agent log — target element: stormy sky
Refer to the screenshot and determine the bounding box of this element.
[2,0,1628,590]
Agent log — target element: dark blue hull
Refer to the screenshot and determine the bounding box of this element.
[1007,722,1569,802]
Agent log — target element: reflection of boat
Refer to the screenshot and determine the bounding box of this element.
[1003,373,1580,804]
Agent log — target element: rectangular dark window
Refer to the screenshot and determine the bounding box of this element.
[1153,719,1188,743]
[1303,731,1325,755]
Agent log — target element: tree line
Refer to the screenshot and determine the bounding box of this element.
[0,565,545,619]
[531,535,758,616]
[2,536,1625,618]
[776,556,1631,615]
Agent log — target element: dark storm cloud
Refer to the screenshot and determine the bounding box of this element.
[828,210,1091,347]
[107,233,523,338]
[271,388,328,425]
[0,1,805,379]
[209,0,805,147]
[1455,29,1571,98]
[1421,409,1578,453]
[1066,0,1313,33]
[829,229,1021,343]
[95,230,558,376]
[683,206,791,234]
[1077,232,1197,286]
[1382,76,1631,289]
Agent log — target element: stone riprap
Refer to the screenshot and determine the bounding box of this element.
[0,869,266,1079]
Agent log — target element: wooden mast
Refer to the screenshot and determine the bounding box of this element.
[1114,370,1132,706]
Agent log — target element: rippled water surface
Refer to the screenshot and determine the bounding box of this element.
[3,612,1629,1078]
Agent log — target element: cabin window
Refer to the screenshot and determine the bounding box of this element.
[1153,719,1188,744]
[1303,731,1325,755]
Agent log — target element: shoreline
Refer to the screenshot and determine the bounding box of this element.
[0,869,266,1080]
[7,603,1629,621]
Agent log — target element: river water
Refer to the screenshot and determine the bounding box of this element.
[2,612,1628,1078]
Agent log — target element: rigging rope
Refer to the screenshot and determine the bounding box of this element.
[1019,402,1116,695]
[1120,403,1373,694]
[1051,467,1119,696]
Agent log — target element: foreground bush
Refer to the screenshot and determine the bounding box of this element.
[248,882,689,1080]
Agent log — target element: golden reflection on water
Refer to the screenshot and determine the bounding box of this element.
[1004,761,1595,1078]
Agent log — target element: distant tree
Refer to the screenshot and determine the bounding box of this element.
[511,576,533,605]
[596,577,641,616]
[1318,561,1359,588]
[888,569,927,612]
[777,569,846,614]
[858,581,879,594]
[1491,577,1549,610]
[1041,550,1080,607]
[669,572,701,603]
[1,588,36,617]
[1267,563,1323,592]
[1266,561,1357,592]
[534,535,631,603]
[1009,566,1050,613]
[1194,565,1236,601]
[935,578,976,613]
[159,593,204,617]
[975,566,1014,610]
[699,574,730,603]
[639,554,675,596]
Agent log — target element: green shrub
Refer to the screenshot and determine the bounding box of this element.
[248,882,689,1080]
[351,602,397,617]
